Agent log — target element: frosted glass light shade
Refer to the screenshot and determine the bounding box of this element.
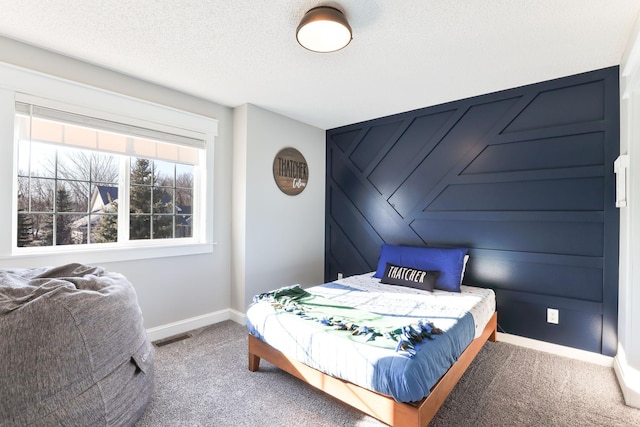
[296,6,352,53]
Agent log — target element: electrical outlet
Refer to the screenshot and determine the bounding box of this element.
[547,308,559,324]
[337,272,343,280]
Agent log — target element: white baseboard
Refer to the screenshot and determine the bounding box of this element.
[614,346,640,408]
[228,308,246,324]
[146,309,245,342]
[497,332,613,367]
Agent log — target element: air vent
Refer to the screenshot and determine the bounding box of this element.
[153,333,192,347]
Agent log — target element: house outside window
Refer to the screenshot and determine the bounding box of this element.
[15,100,204,250]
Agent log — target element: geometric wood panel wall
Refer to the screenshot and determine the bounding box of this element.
[325,67,620,355]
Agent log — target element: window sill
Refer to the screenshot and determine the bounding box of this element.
[5,242,217,266]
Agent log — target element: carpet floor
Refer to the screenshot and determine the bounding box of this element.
[135,320,640,427]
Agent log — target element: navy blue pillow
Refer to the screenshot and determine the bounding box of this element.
[380,262,440,292]
[374,244,468,292]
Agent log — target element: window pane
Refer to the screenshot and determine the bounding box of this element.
[130,215,151,240]
[176,163,193,185]
[130,185,152,213]
[176,215,192,238]
[57,182,90,213]
[17,140,30,178]
[56,214,83,245]
[153,215,174,239]
[28,142,57,179]
[131,157,154,185]
[91,213,118,243]
[57,147,90,181]
[155,187,174,213]
[69,214,90,244]
[154,160,174,186]
[91,152,119,184]
[34,213,54,246]
[30,178,55,212]
[176,188,192,211]
[56,185,77,213]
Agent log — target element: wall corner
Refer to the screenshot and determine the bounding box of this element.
[614,347,640,408]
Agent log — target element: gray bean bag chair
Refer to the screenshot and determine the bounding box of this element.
[0,263,154,426]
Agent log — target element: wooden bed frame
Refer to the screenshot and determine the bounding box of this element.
[248,311,497,427]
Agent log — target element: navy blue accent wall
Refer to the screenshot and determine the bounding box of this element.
[325,67,620,356]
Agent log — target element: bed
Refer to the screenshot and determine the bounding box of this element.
[246,245,497,426]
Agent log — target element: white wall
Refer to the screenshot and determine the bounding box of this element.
[0,37,234,337]
[0,38,327,340]
[616,13,640,408]
[232,104,325,310]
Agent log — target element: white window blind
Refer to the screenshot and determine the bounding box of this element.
[15,101,204,165]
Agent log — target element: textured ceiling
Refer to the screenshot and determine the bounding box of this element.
[0,1,638,130]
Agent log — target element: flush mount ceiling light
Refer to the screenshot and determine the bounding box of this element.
[296,6,352,53]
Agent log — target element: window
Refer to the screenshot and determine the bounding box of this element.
[15,100,204,249]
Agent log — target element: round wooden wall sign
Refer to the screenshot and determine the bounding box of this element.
[273,147,309,196]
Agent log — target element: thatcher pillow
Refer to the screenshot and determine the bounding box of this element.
[374,244,469,292]
[380,262,440,291]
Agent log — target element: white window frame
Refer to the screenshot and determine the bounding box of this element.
[0,63,217,265]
